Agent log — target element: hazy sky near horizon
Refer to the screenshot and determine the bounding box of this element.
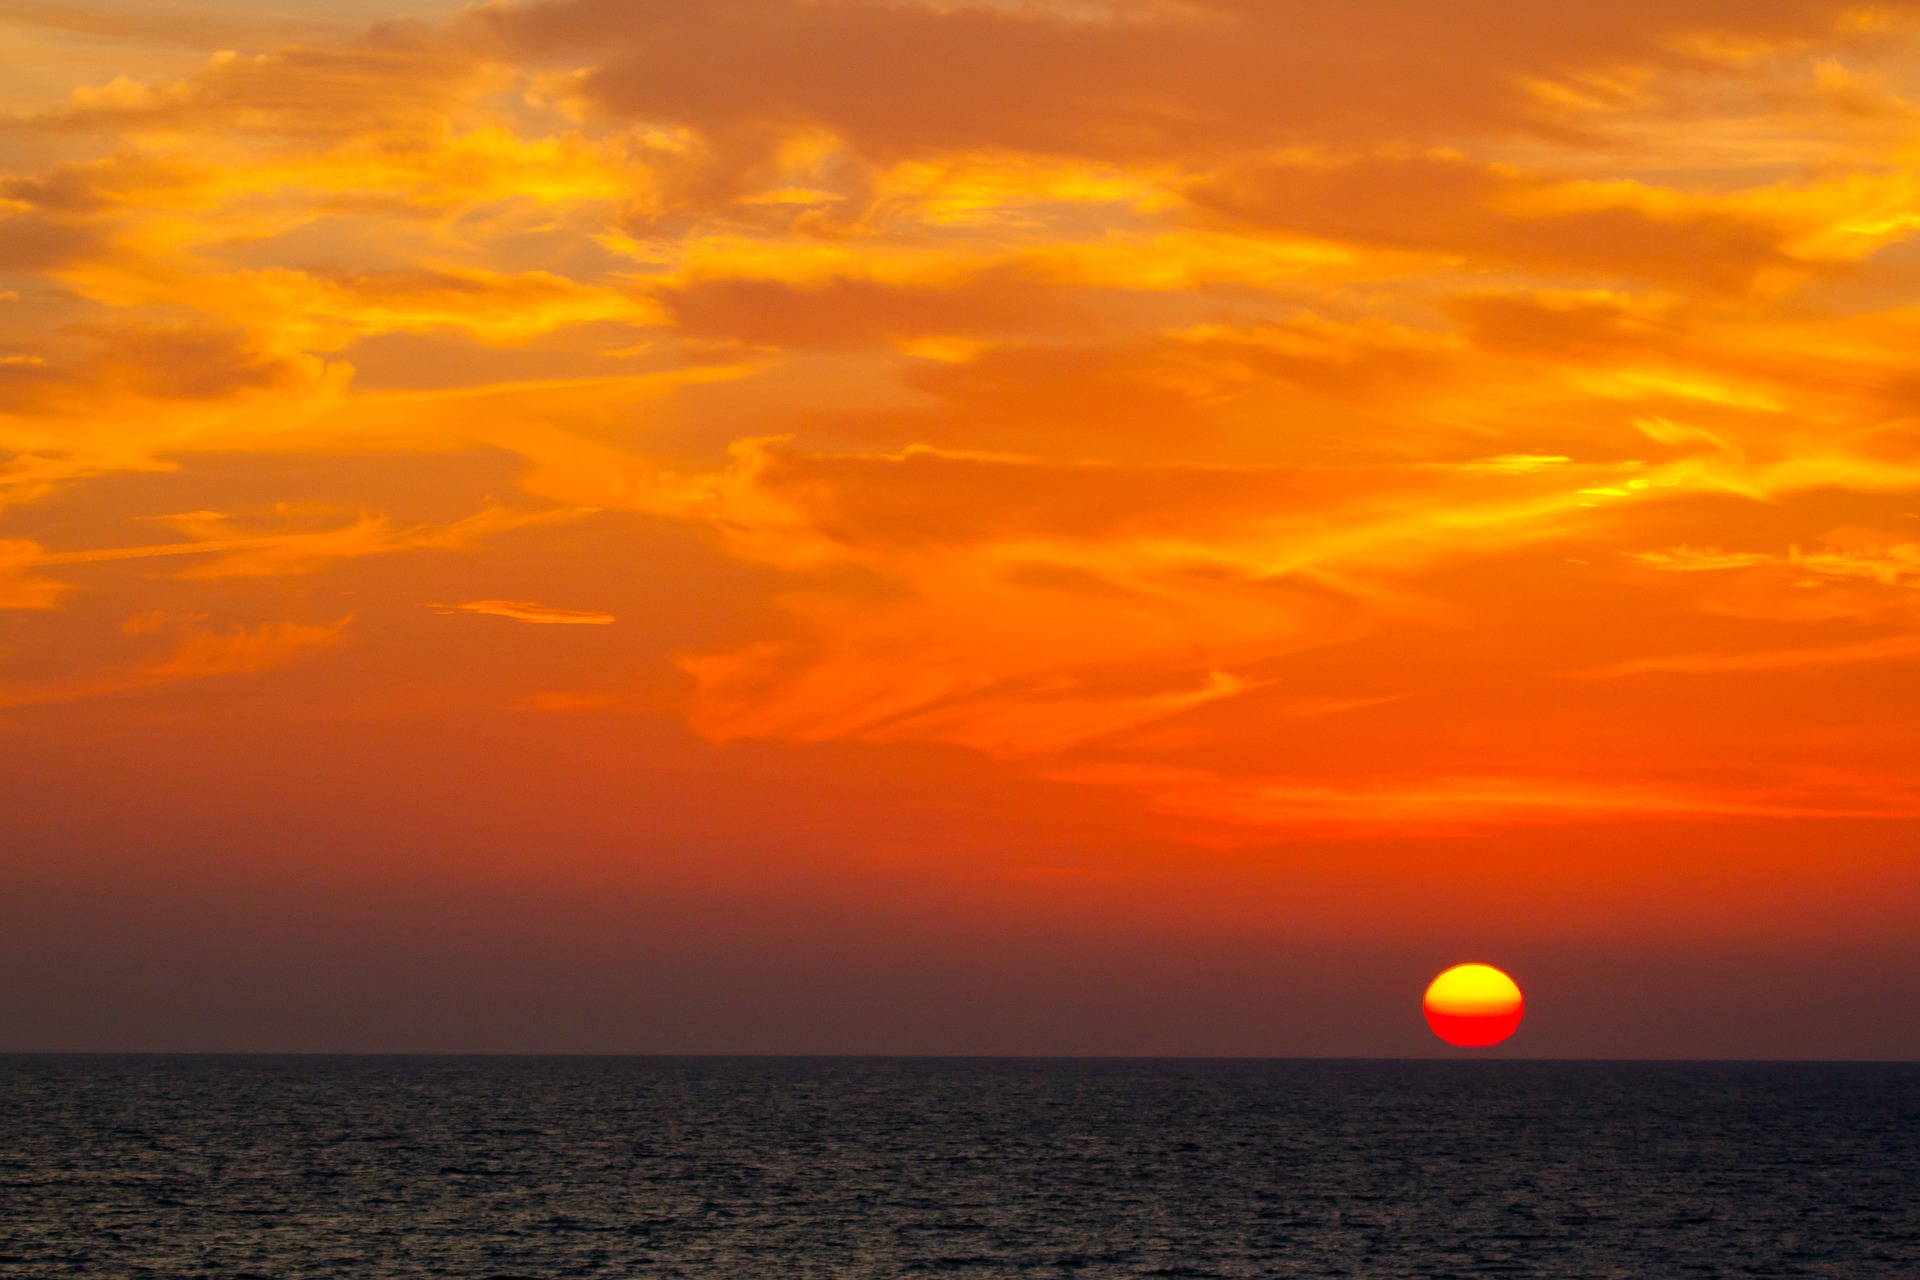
[4,0,1920,1055]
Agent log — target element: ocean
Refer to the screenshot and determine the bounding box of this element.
[0,1056,1914,1277]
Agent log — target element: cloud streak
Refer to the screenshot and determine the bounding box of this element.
[0,617,349,708]
[437,599,615,624]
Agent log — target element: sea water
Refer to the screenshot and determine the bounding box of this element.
[1,1056,1915,1277]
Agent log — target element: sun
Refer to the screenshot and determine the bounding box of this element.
[1423,963,1524,1047]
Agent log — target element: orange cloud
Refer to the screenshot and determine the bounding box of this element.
[0,538,70,609]
[1579,633,1920,678]
[469,0,1879,159]
[1048,763,1920,837]
[438,599,616,624]
[26,504,575,580]
[5,0,1920,853]
[0,616,349,709]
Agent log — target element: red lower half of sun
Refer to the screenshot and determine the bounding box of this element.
[1423,1007,1524,1047]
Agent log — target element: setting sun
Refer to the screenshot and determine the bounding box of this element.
[1424,964,1525,1048]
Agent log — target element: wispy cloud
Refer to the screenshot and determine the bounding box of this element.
[436,600,615,625]
[1578,633,1920,679]
[28,505,578,580]
[1048,763,1920,837]
[0,538,70,609]
[0,616,349,708]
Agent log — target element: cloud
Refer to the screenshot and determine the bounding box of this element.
[1189,153,1806,292]
[0,324,305,414]
[618,438,1617,755]
[0,538,71,609]
[14,39,481,138]
[436,599,616,624]
[1445,290,1678,363]
[7,0,1920,837]
[0,616,349,709]
[1625,536,1920,622]
[659,271,1073,350]
[26,504,576,580]
[0,208,106,272]
[1578,632,1920,677]
[1169,317,1462,403]
[471,0,1879,160]
[58,269,665,353]
[1633,538,1920,587]
[1046,762,1920,836]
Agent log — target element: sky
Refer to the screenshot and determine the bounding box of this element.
[3,0,1920,1056]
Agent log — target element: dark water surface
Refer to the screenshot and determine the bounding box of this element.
[0,1057,1915,1278]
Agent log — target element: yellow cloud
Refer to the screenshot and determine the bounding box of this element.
[870,152,1178,224]
[61,265,665,350]
[29,504,577,580]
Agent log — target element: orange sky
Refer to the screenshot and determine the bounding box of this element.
[3,0,1920,1055]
